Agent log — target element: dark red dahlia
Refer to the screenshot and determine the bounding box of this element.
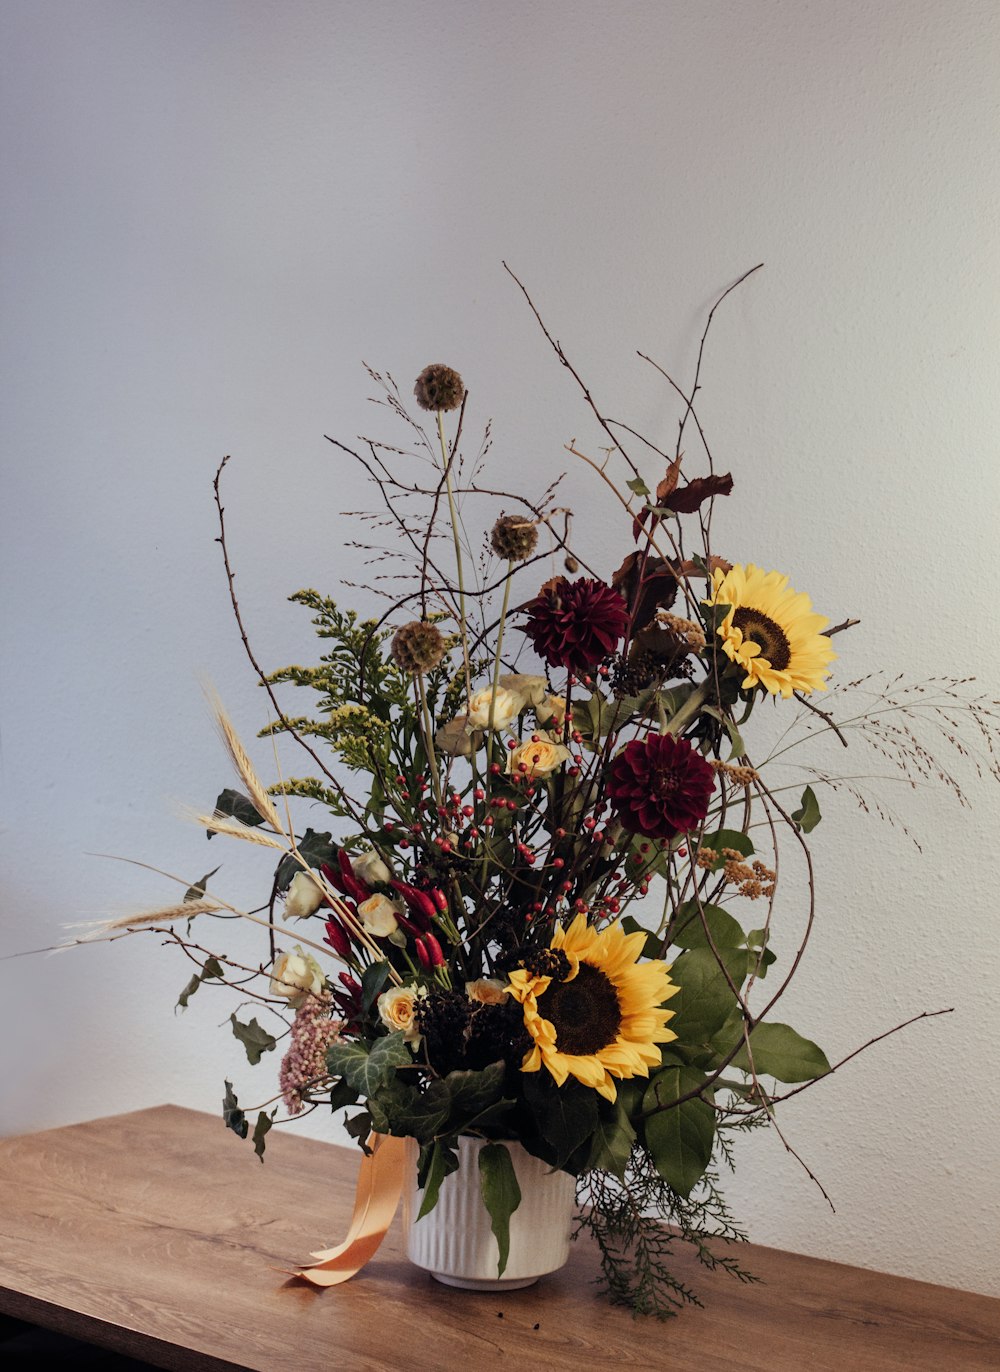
[520,576,628,672]
[607,733,715,840]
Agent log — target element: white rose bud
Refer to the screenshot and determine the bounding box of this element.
[358,893,402,938]
[377,985,424,1044]
[506,737,572,778]
[535,694,567,729]
[269,948,326,1007]
[352,848,393,887]
[467,685,524,731]
[283,871,325,921]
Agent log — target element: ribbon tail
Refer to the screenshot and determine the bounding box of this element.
[293,1132,407,1288]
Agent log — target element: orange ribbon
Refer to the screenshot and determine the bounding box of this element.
[294,1132,408,1287]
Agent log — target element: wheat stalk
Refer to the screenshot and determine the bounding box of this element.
[66,899,225,941]
[204,683,287,835]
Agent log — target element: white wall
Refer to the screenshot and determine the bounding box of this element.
[2,0,998,1298]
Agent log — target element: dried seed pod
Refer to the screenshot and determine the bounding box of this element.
[391,620,446,673]
[413,364,464,412]
[490,514,539,563]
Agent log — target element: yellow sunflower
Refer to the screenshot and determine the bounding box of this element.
[708,563,836,698]
[507,914,678,1102]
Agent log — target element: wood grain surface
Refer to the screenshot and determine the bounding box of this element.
[0,1106,997,1371]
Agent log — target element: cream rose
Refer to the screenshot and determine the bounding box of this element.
[466,977,510,1005]
[269,948,326,1007]
[283,871,325,921]
[352,849,393,887]
[467,685,524,731]
[358,893,402,938]
[506,737,572,778]
[377,985,424,1044]
[499,673,547,708]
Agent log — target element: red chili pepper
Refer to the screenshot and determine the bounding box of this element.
[422,931,446,967]
[430,887,448,914]
[323,917,351,959]
[338,971,362,996]
[414,937,432,971]
[389,880,435,930]
[336,848,371,904]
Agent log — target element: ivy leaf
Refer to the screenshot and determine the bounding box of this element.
[252,1110,274,1162]
[642,1067,715,1198]
[732,1022,831,1083]
[344,1111,373,1153]
[230,1014,277,1066]
[626,475,650,497]
[222,1080,248,1140]
[478,1143,522,1277]
[275,828,337,892]
[326,1032,412,1097]
[417,1139,459,1219]
[443,1062,505,1127]
[360,961,391,1016]
[791,785,822,833]
[369,1079,450,1143]
[328,1078,359,1113]
[176,955,222,1011]
[184,865,221,902]
[209,789,264,838]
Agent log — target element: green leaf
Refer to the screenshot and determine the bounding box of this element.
[176,955,223,1010]
[642,1067,715,1198]
[222,1080,248,1140]
[702,705,746,760]
[732,1022,831,1083]
[478,1143,522,1277]
[252,1111,274,1162]
[699,828,754,868]
[360,961,391,1016]
[668,946,748,1045]
[791,785,821,833]
[209,789,264,838]
[621,915,663,960]
[523,1075,599,1169]
[326,1031,412,1097]
[184,865,221,901]
[626,475,651,497]
[585,1102,636,1181]
[670,900,745,951]
[417,1139,459,1219]
[230,1014,277,1066]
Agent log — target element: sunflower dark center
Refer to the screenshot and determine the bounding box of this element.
[732,607,791,671]
[536,961,622,1056]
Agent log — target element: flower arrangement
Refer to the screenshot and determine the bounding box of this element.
[86,269,1000,1317]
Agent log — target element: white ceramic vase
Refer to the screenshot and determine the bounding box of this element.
[402,1135,577,1290]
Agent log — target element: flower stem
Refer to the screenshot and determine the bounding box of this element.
[437,410,471,695]
[661,683,708,737]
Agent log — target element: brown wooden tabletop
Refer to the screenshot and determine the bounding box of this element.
[0,1105,997,1371]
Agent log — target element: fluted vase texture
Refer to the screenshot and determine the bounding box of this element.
[402,1136,577,1290]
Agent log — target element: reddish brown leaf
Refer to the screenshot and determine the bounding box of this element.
[663,472,733,514]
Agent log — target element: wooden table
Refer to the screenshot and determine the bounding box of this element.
[0,1106,997,1371]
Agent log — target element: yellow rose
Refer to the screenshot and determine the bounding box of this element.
[269,948,326,1007]
[358,893,402,938]
[377,985,424,1044]
[467,685,524,731]
[506,737,572,778]
[466,977,510,1005]
[283,871,325,921]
